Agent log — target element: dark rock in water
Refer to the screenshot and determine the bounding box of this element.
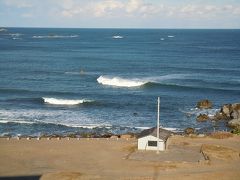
[197,99,212,109]
[197,114,209,122]
[184,127,195,134]
[133,112,138,116]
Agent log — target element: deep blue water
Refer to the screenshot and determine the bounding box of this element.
[0,28,240,136]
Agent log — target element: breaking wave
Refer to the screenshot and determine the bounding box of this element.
[97,74,188,88]
[32,35,79,39]
[112,35,123,39]
[42,97,94,105]
[97,76,147,87]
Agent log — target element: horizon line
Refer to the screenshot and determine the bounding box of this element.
[1,26,240,30]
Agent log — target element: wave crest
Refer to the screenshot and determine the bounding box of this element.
[32,35,78,39]
[112,35,123,39]
[97,76,147,87]
[42,97,93,105]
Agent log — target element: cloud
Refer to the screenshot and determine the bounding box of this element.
[21,13,33,18]
[59,0,162,18]
[2,0,32,8]
[125,0,141,13]
[1,0,240,28]
[57,0,240,19]
[91,0,124,17]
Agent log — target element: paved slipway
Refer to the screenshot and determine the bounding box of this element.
[0,135,239,179]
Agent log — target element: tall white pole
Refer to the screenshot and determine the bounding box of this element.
[157,97,160,154]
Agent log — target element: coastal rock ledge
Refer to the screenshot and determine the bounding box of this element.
[221,103,240,130]
[195,102,240,130]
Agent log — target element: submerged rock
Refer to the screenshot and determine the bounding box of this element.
[197,99,212,109]
[197,114,209,122]
[184,127,195,135]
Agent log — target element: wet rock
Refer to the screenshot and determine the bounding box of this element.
[230,103,240,119]
[212,112,227,121]
[221,104,232,118]
[184,127,195,135]
[197,114,209,122]
[228,118,240,130]
[197,99,212,109]
[133,112,138,116]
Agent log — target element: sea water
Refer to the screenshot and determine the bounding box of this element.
[0,28,239,136]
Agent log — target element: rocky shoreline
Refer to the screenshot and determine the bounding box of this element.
[1,100,240,139]
[195,100,240,132]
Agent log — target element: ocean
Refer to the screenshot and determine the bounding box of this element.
[0,28,239,137]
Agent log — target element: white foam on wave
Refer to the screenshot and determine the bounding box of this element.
[9,33,22,37]
[0,28,7,32]
[58,123,112,129]
[42,97,93,105]
[97,76,147,87]
[97,74,188,88]
[181,107,220,117]
[0,119,34,124]
[168,35,175,38]
[0,109,103,132]
[112,35,123,39]
[32,35,79,39]
[146,74,188,82]
[136,126,180,132]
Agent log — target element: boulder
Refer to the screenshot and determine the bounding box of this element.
[184,127,195,134]
[221,104,232,117]
[197,114,209,122]
[230,103,240,119]
[228,118,240,130]
[197,99,212,109]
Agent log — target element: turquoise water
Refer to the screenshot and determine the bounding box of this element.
[0,28,240,136]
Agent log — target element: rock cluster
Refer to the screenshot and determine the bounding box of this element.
[195,100,240,130]
[220,103,240,130]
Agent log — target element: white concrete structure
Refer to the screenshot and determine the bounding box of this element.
[138,127,171,151]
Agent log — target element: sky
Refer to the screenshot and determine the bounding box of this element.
[0,0,240,29]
